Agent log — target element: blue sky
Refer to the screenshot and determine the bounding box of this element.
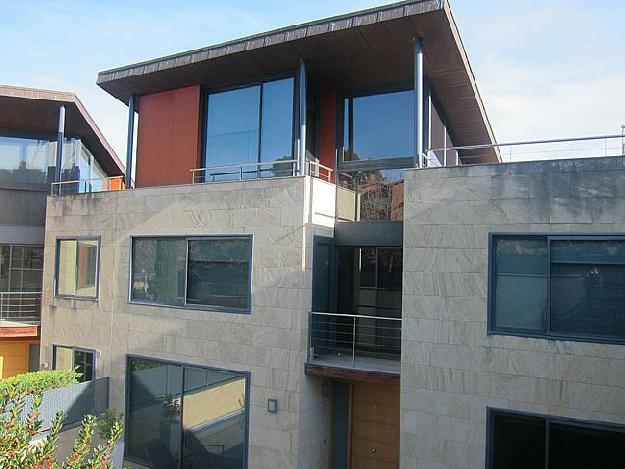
[1,0,624,159]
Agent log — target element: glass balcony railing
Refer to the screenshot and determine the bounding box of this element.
[308,311,401,374]
[50,175,125,195]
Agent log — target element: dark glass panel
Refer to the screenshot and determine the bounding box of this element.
[494,237,547,330]
[186,238,250,310]
[131,238,186,306]
[344,90,414,161]
[0,136,55,185]
[260,78,294,163]
[551,263,625,339]
[491,412,545,469]
[73,349,94,382]
[549,422,625,469]
[0,245,9,291]
[205,85,261,179]
[127,358,183,468]
[182,367,247,468]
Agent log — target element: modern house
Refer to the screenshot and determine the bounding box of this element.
[0,85,123,379]
[39,0,625,468]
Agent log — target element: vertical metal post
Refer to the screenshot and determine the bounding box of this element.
[351,316,356,368]
[414,37,424,168]
[424,80,432,164]
[54,105,65,194]
[298,58,307,176]
[125,95,136,189]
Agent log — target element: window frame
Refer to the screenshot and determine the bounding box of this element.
[202,74,298,173]
[486,407,625,469]
[128,234,253,314]
[54,236,100,301]
[52,344,96,382]
[488,233,625,345]
[124,354,251,469]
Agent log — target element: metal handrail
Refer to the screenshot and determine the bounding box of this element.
[191,159,298,182]
[51,175,125,186]
[50,175,125,195]
[0,291,42,322]
[308,160,334,182]
[309,311,401,369]
[428,132,625,153]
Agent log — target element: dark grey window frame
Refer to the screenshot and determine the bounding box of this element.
[124,354,251,469]
[202,74,298,173]
[129,235,253,314]
[486,407,625,469]
[52,344,96,381]
[488,233,625,345]
[54,236,101,301]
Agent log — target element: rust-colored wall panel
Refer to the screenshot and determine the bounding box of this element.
[135,86,201,187]
[318,92,337,172]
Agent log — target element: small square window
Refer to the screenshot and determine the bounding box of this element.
[55,238,99,299]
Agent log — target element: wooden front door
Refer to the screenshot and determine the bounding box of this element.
[350,382,400,469]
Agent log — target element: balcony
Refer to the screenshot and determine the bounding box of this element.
[306,311,401,381]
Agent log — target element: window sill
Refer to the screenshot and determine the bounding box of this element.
[54,295,99,302]
[488,329,625,346]
[128,300,251,315]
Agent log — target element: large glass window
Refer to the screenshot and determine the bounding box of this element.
[0,135,55,185]
[337,168,404,221]
[131,236,252,312]
[204,78,294,180]
[126,357,248,469]
[53,345,94,382]
[55,239,99,299]
[490,235,625,343]
[343,89,414,162]
[0,244,44,292]
[489,410,625,469]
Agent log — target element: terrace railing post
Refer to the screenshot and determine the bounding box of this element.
[414,37,424,168]
[352,316,357,368]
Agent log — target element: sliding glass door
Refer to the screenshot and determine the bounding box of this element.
[126,357,248,469]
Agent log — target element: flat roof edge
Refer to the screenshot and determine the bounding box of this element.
[96,0,442,86]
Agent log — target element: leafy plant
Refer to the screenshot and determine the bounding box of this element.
[95,409,124,441]
[0,371,123,469]
[0,369,79,396]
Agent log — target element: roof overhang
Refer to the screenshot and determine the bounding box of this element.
[0,85,124,176]
[97,0,498,162]
[0,321,39,339]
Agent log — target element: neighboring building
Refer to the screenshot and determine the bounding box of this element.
[38,1,625,468]
[0,85,123,378]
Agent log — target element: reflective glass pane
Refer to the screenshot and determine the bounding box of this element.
[73,349,94,382]
[494,237,547,330]
[549,422,625,469]
[344,90,414,161]
[491,412,546,469]
[551,263,625,339]
[260,78,294,165]
[57,240,77,296]
[76,240,98,298]
[182,367,247,468]
[551,239,625,264]
[54,346,74,372]
[127,358,183,468]
[377,248,402,317]
[205,85,260,180]
[186,238,251,310]
[0,245,9,291]
[338,169,404,221]
[0,136,53,185]
[131,238,186,306]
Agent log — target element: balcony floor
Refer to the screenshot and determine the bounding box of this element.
[305,355,400,384]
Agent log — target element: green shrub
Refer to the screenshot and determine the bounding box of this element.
[0,371,122,469]
[0,369,79,396]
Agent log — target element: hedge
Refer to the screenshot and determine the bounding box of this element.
[0,369,79,396]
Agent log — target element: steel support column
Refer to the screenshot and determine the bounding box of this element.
[414,37,424,167]
[53,105,65,194]
[125,95,136,188]
[298,58,307,176]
